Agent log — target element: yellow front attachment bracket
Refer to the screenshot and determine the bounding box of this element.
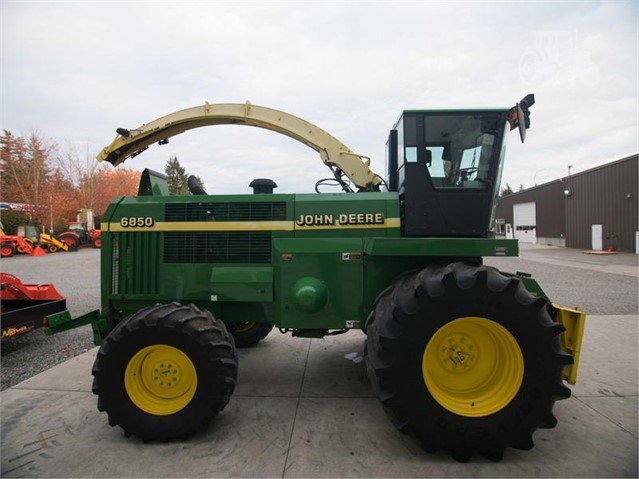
[552,304,586,384]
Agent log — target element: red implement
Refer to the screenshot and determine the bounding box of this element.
[1,273,66,340]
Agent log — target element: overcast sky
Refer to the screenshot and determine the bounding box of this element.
[2,1,637,195]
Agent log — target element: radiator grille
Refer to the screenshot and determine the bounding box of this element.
[164,231,271,264]
[162,201,284,264]
[165,202,286,222]
[110,232,161,295]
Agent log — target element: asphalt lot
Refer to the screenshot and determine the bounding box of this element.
[1,245,638,477]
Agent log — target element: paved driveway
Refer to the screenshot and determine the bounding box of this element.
[1,246,637,477]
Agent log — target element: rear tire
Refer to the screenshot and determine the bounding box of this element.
[59,233,80,250]
[365,262,571,461]
[92,303,238,441]
[226,321,273,347]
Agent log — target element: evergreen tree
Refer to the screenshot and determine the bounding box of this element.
[164,156,189,195]
[500,183,514,197]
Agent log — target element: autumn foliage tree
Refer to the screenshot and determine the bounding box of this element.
[1,130,141,233]
[91,168,141,216]
[0,130,56,214]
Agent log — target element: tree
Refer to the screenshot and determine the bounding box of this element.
[58,143,106,212]
[92,168,141,218]
[0,130,57,226]
[0,209,28,234]
[45,170,81,233]
[0,130,28,205]
[518,184,525,191]
[500,183,514,197]
[1,129,141,232]
[164,156,189,195]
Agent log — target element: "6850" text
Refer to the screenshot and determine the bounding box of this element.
[120,217,155,228]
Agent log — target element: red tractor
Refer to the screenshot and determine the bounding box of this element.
[58,221,101,250]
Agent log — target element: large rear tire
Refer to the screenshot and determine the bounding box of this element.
[226,321,273,347]
[92,302,238,441]
[59,232,80,250]
[365,262,571,462]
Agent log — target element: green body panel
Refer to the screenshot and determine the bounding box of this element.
[274,238,364,329]
[363,237,518,257]
[64,180,527,342]
[292,192,401,238]
[138,169,171,196]
[210,266,273,302]
[40,101,586,392]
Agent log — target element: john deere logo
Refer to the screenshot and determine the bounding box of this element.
[295,213,385,227]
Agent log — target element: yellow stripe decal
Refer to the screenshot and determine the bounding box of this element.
[109,221,294,232]
[108,218,401,232]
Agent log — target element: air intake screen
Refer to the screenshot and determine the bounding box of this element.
[162,202,285,264]
[164,231,271,264]
[165,202,286,222]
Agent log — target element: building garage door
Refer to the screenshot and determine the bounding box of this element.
[514,202,537,244]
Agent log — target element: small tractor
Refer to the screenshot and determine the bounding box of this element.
[59,210,101,249]
[0,223,46,257]
[38,232,73,253]
[16,224,40,247]
[46,97,585,461]
[11,223,73,254]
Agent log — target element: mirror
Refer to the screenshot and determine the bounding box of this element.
[517,103,527,143]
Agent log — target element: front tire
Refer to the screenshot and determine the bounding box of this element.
[92,303,238,441]
[365,262,571,461]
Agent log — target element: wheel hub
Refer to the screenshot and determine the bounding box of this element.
[152,362,180,390]
[125,345,197,415]
[423,317,524,417]
[438,334,478,372]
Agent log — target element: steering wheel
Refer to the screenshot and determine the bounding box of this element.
[454,167,478,184]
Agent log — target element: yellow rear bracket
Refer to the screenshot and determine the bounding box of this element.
[553,304,586,384]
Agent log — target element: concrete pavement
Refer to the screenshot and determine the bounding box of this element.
[1,245,638,478]
[1,314,637,478]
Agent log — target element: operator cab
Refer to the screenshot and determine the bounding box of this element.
[386,96,533,237]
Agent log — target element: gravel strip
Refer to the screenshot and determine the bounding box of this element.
[1,249,99,390]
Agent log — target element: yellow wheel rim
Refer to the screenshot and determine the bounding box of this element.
[422,317,524,417]
[125,345,197,416]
